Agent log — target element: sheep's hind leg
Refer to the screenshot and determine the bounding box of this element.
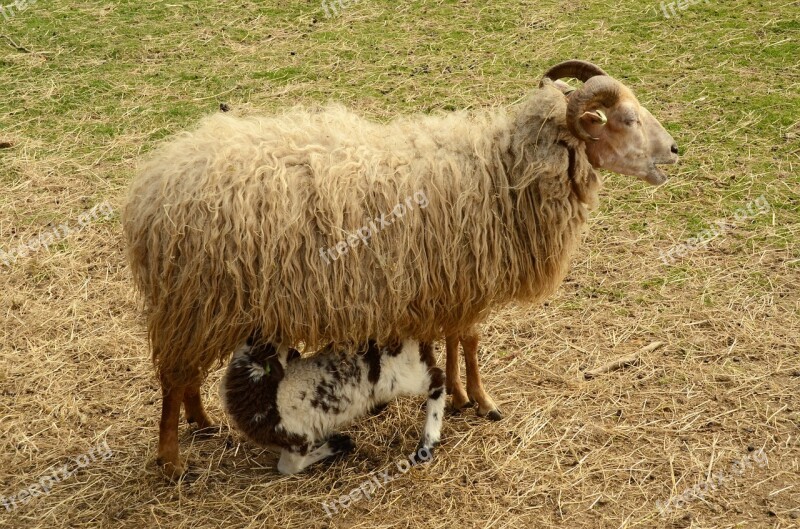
[462,333,502,421]
[157,381,186,480]
[276,435,356,474]
[445,335,472,411]
[183,382,217,436]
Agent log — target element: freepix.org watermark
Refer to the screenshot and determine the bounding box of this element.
[321,446,431,516]
[656,447,767,516]
[659,195,770,266]
[658,0,710,19]
[319,191,429,265]
[0,201,114,270]
[0,0,38,21]
[1,439,113,512]
[320,0,363,19]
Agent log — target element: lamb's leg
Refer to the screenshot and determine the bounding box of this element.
[157,381,186,480]
[418,365,446,457]
[445,334,472,411]
[462,333,502,421]
[183,382,217,436]
[276,435,355,474]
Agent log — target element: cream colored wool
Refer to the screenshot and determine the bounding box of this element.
[122,82,600,386]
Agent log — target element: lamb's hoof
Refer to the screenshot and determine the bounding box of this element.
[414,443,436,464]
[328,434,356,454]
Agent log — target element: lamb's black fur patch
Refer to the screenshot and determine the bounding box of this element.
[385,340,404,357]
[418,342,435,367]
[359,340,383,384]
[429,366,445,391]
[305,350,360,414]
[311,377,348,414]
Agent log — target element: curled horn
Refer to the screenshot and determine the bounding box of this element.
[566,76,622,141]
[540,60,621,142]
[541,60,609,84]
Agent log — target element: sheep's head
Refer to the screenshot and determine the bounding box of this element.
[543,60,679,186]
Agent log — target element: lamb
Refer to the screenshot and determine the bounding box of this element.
[219,338,445,474]
[122,60,679,478]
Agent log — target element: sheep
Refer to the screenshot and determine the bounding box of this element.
[122,60,679,478]
[219,337,444,474]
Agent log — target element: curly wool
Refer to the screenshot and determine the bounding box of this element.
[122,82,600,386]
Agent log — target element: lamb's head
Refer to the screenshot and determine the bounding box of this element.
[543,60,679,186]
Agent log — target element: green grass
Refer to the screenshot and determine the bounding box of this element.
[0,0,795,251]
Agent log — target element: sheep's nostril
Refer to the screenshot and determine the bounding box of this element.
[671,143,679,155]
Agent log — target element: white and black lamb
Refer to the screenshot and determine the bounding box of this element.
[219,338,445,474]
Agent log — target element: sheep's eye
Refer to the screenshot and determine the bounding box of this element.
[624,117,638,126]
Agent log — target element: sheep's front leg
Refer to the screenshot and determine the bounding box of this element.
[418,366,446,457]
[445,334,472,411]
[462,333,502,421]
[276,435,355,474]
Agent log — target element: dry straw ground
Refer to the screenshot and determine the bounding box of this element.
[1,1,798,528]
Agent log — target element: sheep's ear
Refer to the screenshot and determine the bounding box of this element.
[580,110,607,126]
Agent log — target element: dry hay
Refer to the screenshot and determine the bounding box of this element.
[1,198,797,528]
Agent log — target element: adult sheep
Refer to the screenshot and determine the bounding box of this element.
[123,60,679,478]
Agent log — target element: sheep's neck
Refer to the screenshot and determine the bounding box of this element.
[489,95,599,306]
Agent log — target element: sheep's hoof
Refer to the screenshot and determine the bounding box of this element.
[449,398,475,413]
[157,457,187,482]
[486,409,503,421]
[328,434,356,455]
[186,410,217,432]
[477,408,503,421]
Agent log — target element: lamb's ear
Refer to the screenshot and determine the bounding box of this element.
[267,357,285,380]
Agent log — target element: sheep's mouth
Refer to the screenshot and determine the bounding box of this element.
[644,159,677,186]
